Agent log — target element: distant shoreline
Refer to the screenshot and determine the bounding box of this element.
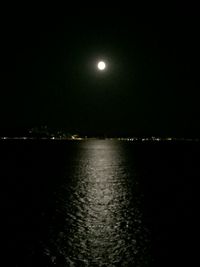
[0,137,199,142]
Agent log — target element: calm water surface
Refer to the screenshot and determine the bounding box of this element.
[0,140,199,266]
[49,140,149,266]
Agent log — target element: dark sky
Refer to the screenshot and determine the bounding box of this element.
[0,7,199,137]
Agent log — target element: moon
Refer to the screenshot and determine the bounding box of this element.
[97,61,106,70]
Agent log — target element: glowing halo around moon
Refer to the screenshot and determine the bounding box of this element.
[97,61,106,70]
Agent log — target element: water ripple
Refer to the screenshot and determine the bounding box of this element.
[46,140,150,266]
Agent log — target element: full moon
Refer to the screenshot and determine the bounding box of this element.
[97,61,106,70]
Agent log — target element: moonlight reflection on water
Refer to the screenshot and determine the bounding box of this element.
[47,140,150,266]
[1,140,199,266]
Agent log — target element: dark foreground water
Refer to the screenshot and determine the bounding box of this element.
[0,140,199,266]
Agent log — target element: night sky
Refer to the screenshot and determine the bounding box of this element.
[0,7,199,137]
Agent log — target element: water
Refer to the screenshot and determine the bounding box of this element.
[0,140,199,266]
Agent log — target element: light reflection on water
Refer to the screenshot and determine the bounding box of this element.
[48,140,150,266]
